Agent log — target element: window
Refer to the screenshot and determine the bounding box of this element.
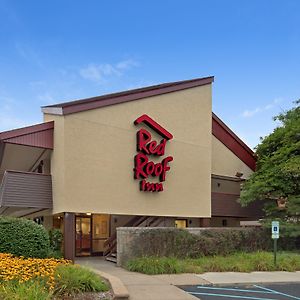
[175,219,187,228]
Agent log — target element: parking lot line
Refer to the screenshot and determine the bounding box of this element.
[254,285,300,300]
[197,286,275,294]
[188,291,278,300]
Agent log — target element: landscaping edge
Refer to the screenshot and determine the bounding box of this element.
[91,268,129,300]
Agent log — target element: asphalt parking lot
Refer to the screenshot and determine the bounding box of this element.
[179,283,300,300]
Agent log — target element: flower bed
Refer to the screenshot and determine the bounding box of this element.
[0,253,110,299]
[0,253,71,289]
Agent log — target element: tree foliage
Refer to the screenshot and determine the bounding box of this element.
[240,101,300,237]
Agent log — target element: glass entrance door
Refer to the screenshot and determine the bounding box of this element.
[75,216,91,256]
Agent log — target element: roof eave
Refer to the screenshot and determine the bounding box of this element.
[41,76,214,116]
[41,107,63,115]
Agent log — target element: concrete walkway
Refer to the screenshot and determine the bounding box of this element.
[198,271,300,284]
[76,257,300,300]
[77,257,205,299]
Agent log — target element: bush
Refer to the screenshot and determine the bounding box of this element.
[53,265,109,297]
[48,228,63,258]
[48,228,63,252]
[0,279,52,300]
[126,251,300,274]
[129,228,273,259]
[126,257,183,275]
[0,217,51,258]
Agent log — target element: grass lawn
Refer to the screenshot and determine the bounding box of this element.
[126,251,300,275]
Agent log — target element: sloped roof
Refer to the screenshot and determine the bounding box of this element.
[42,76,214,115]
[0,76,255,171]
[212,114,256,170]
[0,121,54,149]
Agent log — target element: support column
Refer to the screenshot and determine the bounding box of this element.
[64,212,75,261]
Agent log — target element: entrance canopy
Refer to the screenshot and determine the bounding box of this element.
[0,121,54,217]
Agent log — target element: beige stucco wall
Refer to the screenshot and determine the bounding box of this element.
[45,84,212,217]
[212,136,253,179]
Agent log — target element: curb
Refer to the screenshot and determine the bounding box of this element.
[92,268,130,300]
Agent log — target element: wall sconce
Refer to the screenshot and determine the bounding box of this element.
[235,172,243,178]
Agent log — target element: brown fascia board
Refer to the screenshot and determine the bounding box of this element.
[0,121,54,141]
[41,76,214,115]
[212,113,255,159]
[211,174,244,182]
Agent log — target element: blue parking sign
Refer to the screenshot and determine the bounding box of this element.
[272,221,279,239]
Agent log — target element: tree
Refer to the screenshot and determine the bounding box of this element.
[240,100,300,237]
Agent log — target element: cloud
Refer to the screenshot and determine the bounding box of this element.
[241,98,282,118]
[116,59,139,70]
[79,59,139,84]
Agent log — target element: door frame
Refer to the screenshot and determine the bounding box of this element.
[75,215,92,257]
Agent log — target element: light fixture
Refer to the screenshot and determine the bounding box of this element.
[86,212,92,216]
[276,197,287,210]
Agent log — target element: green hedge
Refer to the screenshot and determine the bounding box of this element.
[0,217,50,258]
[130,228,275,259]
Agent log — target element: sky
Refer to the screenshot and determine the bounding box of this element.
[0,0,299,149]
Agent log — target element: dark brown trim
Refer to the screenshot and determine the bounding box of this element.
[19,208,47,218]
[42,77,214,115]
[212,113,256,171]
[212,174,245,182]
[0,121,54,150]
[75,215,92,257]
[3,141,52,150]
[0,121,54,140]
[64,212,75,261]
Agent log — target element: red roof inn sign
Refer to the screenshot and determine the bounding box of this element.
[133,114,173,192]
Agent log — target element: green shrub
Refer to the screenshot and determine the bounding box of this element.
[0,217,50,258]
[126,251,300,274]
[0,280,51,300]
[53,265,109,296]
[48,228,63,258]
[126,256,183,275]
[129,228,273,260]
[48,228,63,252]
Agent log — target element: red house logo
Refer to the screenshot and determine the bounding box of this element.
[133,114,173,192]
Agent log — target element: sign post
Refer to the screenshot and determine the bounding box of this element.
[271,221,279,266]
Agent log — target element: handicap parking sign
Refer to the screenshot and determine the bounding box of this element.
[272,221,279,239]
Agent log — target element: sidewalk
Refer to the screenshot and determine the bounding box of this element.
[76,257,300,300]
